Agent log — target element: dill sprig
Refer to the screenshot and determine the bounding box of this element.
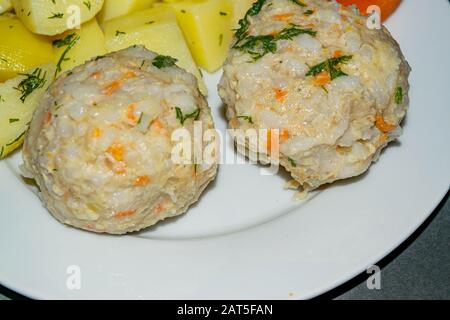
[14,68,47,103]
[234,0,267,46]
[152,55,178,69]
[306,55,353,80]
[234,25,316,61]
[175,107,200,125]
[53,33,80,77]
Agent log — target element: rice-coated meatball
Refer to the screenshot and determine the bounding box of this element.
[219,0,410,190]
[23,46,218,234]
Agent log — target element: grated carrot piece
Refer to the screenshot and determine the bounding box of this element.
[134,175,151,186]
[107,142,124,162]
[126,103,138,124]
[280,128,290,143]
[90,71,102,79]
[103,80,121,96]
[44,112,52,125]
[313,71,331,87]
[333,50,343,58]
[115,209,136,219]
[91,127,102,138]
[274,88,287,103]
[375,114,395,133]
[272,13,294,21]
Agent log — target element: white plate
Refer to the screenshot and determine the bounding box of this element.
[0,0,449,299]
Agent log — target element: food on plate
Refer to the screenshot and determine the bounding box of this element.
[52,18,107,76]
[0,0,12,14]
[219,0,410,190]
[0,63,55,158]
[11,0,104,36]
[22,46,218,234]
[0,15,54,82]
[103,5,207,94]
[336,0,401,22]
[162,0,233,72]
[97,0,157,23]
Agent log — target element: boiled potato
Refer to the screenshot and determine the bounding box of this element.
[0,0,12,14]
[103,6,207,94]
[11,0,104,35]
[163,0,233,72]
[97,0,157,24]
[0,63,56,159]
[230,0,254,28]
[53,18,107,76]
[0,15,54,82]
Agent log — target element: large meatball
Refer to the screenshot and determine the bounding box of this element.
[22,46,217,234]
[219,0,410,190]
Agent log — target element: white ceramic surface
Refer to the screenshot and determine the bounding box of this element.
[0,0,449,299]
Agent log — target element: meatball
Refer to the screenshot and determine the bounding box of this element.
[22,46,218,234]
[219,0,410,190]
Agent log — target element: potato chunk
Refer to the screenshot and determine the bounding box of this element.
[53,18,107,76]
[164,0,233,72]
[11,0,104,35]
[0,63,56,158]
[103,6,207,94]
[97,0,157,23]
[0,15,54,82]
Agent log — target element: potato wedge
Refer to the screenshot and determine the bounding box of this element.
[53,18,107,76]
[0,15,54,82]
[11,0,104,36]
[103,6,207,94]
[163,0,233,73]
[97,0,157,24]
[0,63,56,159]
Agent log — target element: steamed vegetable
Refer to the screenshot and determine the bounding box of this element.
[0,63,56,158]
[97,0,157,23]
[103,6,206,94]
[11,0,104,35]
[163,0,233,72]
[0,15,54,82]
[53,18,107,76]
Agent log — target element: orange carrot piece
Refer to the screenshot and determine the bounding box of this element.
[274,88,287,103]
[272,13,294,21]
[134,175,151,186]
[375,114,395,133]
[103,80,121,96]
[313,71,331,87]
[115,209,136,219]
[107,142,124,162]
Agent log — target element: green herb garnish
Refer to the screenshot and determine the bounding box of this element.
[14,68,47,103]
[234,0,267,45]
[288,157,297,167]
[9,118,19,123]
[306,55,353,80]
[290,0,307,7]
[53,33,80,77]
[83,1,91,10]
[152,55,178,69]
[236,115,254,124]
[115,30,126,36]
[175,107,200,125]
[48,12,64,19]
[6,130,27,146]
[234,25,316,61]
[394,87,403,104]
